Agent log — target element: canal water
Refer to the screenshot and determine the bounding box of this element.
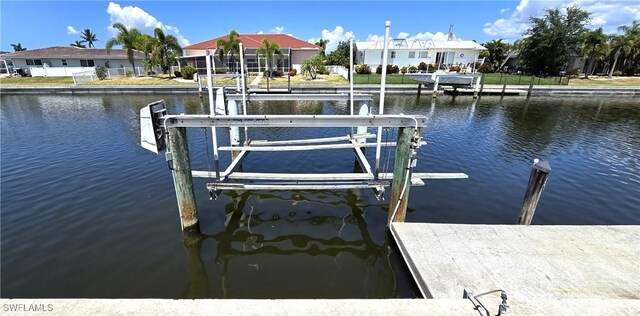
[1,94,639,298]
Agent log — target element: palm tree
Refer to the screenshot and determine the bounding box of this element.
[11,43,26,51]
[615,20,640,75]
[70,41,87,48]
[482,39,511,71]
[105,22,143,74]
[315,39,328,56]
[256,39,283,78]
[217,30,241,73]
[81,29,99,48]
[152,28,183,75]
[582,28,607,78]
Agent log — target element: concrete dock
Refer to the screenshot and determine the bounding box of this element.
[391,223,640,314]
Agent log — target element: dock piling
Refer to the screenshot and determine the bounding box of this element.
[388,126,420,224]
[432,77,439,98]
[527,76,534,99]
[168,126,200,232]
[417,84,422,98]
[517,159,551,225]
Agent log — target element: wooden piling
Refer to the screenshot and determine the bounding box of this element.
[479,74,485,96]
[388,126,418,224]
[501,83,507,97]
[168,126,200,232]
[527,76,534,98]
[417,84,422,98]
[517,159,551,225]
[432,77,439,98]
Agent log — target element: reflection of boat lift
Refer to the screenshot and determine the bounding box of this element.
[140,22,468,233]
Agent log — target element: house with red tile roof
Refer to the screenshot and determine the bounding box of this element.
[180,33,320,74]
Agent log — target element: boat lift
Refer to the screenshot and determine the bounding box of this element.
[139,21,468,232]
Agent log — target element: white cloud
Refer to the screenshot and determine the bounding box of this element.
[484,0,640,40]
[106,2,190,46]
[67,26,79,35]
[257,30,264,34]
[270,26,285,34]
[365,31,454,42]
[500,8,510,14]
[307,26,354,53]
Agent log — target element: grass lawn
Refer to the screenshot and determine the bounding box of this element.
[568,76,640,86]
[481,73,564,85]
[257,74,349,87]
[0,76,75,86]
[353,74,418,85]
[84,77,196,85]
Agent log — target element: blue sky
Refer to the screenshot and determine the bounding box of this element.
[1,1,639,53]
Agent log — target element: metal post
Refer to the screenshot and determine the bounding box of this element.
[206,50,221,180]
[239,43,248,142]
[517,159,551,225]
[349,36,354,116]
[167,127,200,232]
[388,126,418,224]
[374,21,391,178]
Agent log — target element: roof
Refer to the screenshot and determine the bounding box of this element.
[0,46,145,59]
[356,39,486,51]
[184,34,320,50]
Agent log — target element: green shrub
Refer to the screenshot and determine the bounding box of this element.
[400,66,407,74]
[355,64,371,74]
[274,70,285,77]
[174,70,182,78]
[182,65,197,80]
[613,70,622,76]
[125,69,134,77]
[376,65,382,74]
[289,69,297,76]
[95,66,108,80]
[408,66,418,73]
[418,62,428,72]
[386,64,399,74]
[477,62,493,73]
[214,69,226,74]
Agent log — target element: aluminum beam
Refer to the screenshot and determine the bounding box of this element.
[164,115,426,128]
[225,93,373,102]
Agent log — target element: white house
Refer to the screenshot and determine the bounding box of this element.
[356,38,486,70]
[0,46,145,77]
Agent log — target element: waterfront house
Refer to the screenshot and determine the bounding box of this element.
[180,34,321,74]
[356,38,486,71]
[0,46,145,77]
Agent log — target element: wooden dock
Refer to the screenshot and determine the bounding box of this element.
[391,223,640,314]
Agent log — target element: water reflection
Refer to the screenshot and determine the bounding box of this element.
[181,190,397,299]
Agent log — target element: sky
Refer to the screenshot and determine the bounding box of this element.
[1,1,639,53]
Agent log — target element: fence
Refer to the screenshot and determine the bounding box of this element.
[29,66,95,77]
[326,65,350,80]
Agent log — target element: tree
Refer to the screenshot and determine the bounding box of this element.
[301,55,325,79]
[11,43,26,51]
[151,28,183,75]
[582,27,608,78]
[217,30,241,73]
[105,22,143,74]
[81,29,99,48]
[70,41,87,48]
[518,6,590,75]
[256,39,283,78]
[610,20,640,75]
[482,39,511,71]
[315,39,328,56]
[324,41,355,67]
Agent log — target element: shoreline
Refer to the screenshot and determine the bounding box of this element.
[1,84,640,96]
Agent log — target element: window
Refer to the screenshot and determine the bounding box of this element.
[62,59,67,66]
[80,59,95,67]
[408,52,415,58]
[419,52,428,58]
[26,59,42,66]
[390,51,396,58]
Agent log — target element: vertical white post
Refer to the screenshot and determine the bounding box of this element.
[472,53,478,74]
[239,43,249,143]
[433,76,439,98]
[177,58,182,72]
[228,100,240,146]
[374,21,391,178]
[349,36,354,116]
[206,49,220,180]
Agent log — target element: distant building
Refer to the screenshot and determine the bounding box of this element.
[356,38,486,70]
[180,34,321,74]
[0,46,144,76]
